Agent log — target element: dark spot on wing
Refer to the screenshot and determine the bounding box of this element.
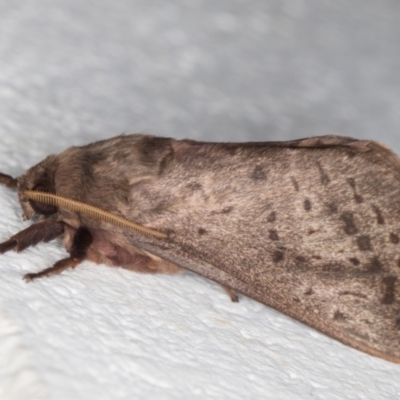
[272,250,284,263]
[80,150,110,189]
[322,263,345,273]
[347,177,355,189]
[164,228,176,237]
[333,310,347,321]
[390,233,399,244]
[186,182,203,191]
[198,228,207,235]
[316,161,331,185]
[339,291,367,299]
[382,276,397,304]
[354,195,363,203]
[372,205,385,225]
[269,230,279,241]
[340,212,358,235]
[293,297,300,303]
[267,212,276,223]
[312,255,322,260]
[137,136,173,170]
[252,165,267,180]
[291,177,299,192]
[211,206,234,215]
[366,256,382,273]
[294,256,309,270]
[158,149,174,175]
[347,178,363,203]
[137,136,171,154]
[395,314,400,329]
[305,288,314,295]
[349,257,360,266]
[357,235,372,251]
[304,199,311,211]
[345,150,357,159]
[326,203,338,214]
[220,143,238,156]
[308,229,316,235]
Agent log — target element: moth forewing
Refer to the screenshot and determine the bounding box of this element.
[1,134,400,363]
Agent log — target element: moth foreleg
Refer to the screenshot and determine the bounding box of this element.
[0,173,18,189]
[24,226,93,282]
[0,220,65,253]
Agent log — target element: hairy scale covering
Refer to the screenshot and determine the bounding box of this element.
[15,134,400,362]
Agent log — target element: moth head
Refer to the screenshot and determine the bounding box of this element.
[17,155,59,220]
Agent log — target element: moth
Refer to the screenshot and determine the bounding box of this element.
[1,134,400,363]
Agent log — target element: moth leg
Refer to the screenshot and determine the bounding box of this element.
[0,220,65,254]
[23,257,81,282]
[0,173,18,189]
[222,285,239,302]
[24,226,93,282]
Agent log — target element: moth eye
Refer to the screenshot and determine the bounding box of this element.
[29,184,57,216]
[29,200,57,216]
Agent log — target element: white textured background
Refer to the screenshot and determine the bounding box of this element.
[0,1,399,399]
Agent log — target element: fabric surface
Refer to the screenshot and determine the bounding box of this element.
[0,1,399,399]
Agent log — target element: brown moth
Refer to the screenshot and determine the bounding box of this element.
[1,134,400,363]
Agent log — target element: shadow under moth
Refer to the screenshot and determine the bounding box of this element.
[1,134,400,363]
